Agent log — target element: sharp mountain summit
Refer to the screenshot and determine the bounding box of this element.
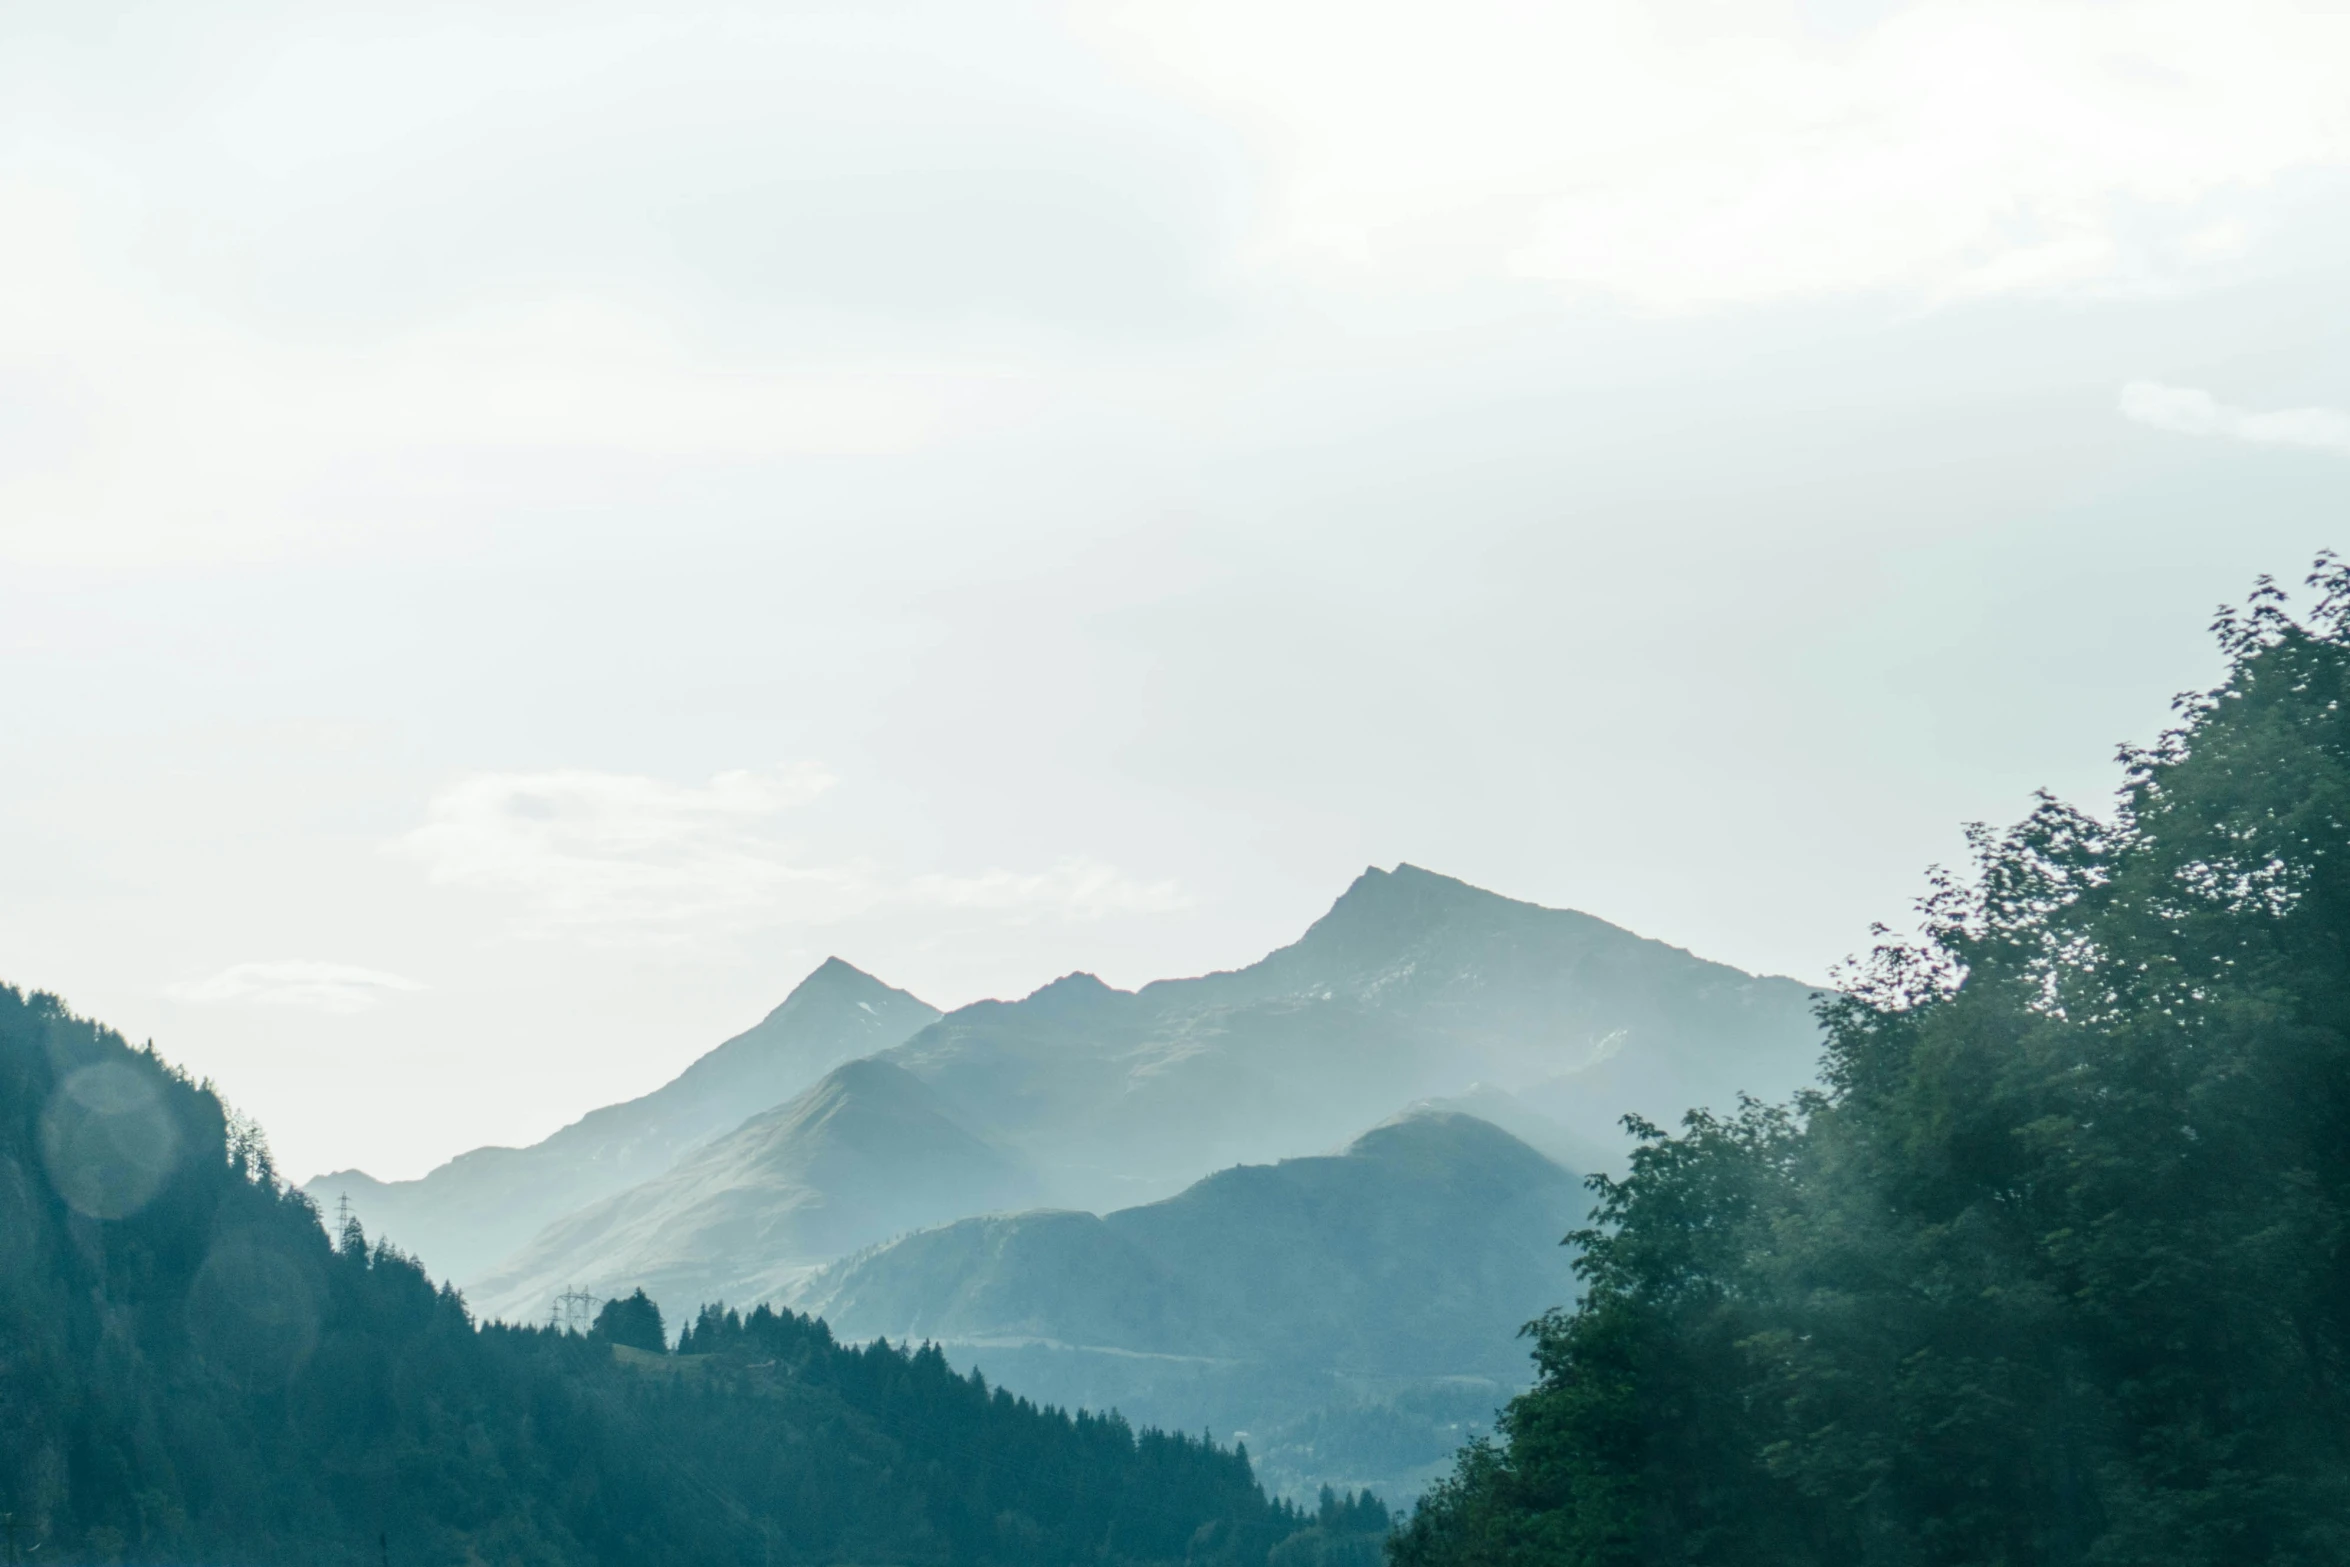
[303,863,1825,1499]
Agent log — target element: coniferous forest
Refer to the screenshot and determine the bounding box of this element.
[0,982,1373,1566]
[1396,566,2350,1564]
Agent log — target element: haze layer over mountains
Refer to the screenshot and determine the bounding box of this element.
[315,961,942,1282]
[310,864,1825,1497]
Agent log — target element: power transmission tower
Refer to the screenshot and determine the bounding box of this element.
[549,1288,598,1334]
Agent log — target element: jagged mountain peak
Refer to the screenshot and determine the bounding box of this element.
[801,954,880,987]
[749,955,928,1023]
[1299,862,1575,955]
[663,963,938,1089]
[1154,862,1611,1013]
[1020,971,1126,1006]
[304,959,941,1287]
[1129,863,1528,1004]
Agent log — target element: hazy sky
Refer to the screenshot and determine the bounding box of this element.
[7,0,2350,1182]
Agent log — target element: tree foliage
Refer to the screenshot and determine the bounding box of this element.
[591,1289,667,1354]
[1396,561,2350,1567]
[0,986,1315,1566]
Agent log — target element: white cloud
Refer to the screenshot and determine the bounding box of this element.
[0,201,1020,567]
[0,4,1130,566]
[2119,381,2350,455]
[909,859,1190,919]
[395,765,856,938]
[9,0,2347,570]
[167,961,426,1015]
[1084,0,2350,309]
[394,766,1187,941]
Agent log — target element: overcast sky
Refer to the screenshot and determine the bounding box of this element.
[7,0,2350,1182]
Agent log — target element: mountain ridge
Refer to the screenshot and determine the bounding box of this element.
[865,863,1824,1212]
[319,865,1823,1339]
[786,1105,1591,1499]
[306,958,940,1280]
[467,1052,1041,1323]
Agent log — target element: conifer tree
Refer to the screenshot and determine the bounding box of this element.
[590,1288,667,1353]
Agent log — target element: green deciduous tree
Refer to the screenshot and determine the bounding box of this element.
[1398,560,2350,1567]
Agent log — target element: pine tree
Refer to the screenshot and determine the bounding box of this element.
[589,1287,667,1353]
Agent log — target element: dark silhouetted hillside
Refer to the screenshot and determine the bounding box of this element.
[0,983,1305,1567]
[790,1109,1589,1500]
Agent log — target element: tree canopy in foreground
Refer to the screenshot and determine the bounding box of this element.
[1398,562,2350,1567]
[0,984,1331,1565]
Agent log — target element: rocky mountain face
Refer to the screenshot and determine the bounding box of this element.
[304,959,940,1281]
[786,1110,1591,1502]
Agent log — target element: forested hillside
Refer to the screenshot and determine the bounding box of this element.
[0,985,1330,1567]
[791,1110,1589,1502]
[1398,569,2350,1565]
[800,1110,1580,1373]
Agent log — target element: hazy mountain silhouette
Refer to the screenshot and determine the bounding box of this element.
[1401,1083,1618,1175]
[305,959,939,1280]
[794,1109,1583,1371]
[876,864,1823,1211]
[452,866,1819,1329]
[788,1109,1589,1500]
[469,1056,1040,1323]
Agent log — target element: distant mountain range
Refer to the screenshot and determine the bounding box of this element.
[308,863,1823,1499]
[785,1109,1589,1502]
[864,861,1822,1214]
[792,1109,1582,1373]
[468,1056,1040,1321]
[309,959,939,1282]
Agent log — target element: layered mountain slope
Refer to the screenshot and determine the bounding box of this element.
[470,1056,1039,1323]
[471,866,1820,1326]
[1403,1083,1618,1176]
[1194,863,1819,1089]
[794,1110,1585,1374]
[879,864,1823,1209]
[788,1109,1589,1500]
[305,959,937,1280]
